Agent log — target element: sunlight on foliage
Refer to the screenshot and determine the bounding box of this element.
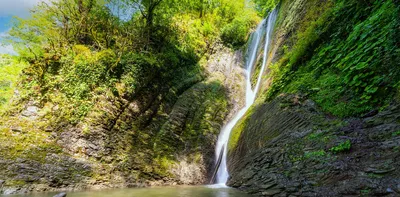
[0,55,26,112]
[266,0,400,117]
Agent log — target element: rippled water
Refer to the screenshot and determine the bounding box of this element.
[5,186,252,197]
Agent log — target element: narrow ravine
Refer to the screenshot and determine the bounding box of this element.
[213,9,278,186]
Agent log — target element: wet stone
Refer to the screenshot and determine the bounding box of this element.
[53,192,67,197]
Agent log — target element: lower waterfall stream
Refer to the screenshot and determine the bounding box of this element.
[212,9,278,186]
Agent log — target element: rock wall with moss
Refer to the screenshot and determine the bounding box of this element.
[228,94,400,196]
[227,0,400,196]
[0,43,246,194]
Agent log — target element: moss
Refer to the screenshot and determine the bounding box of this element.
[153,156,176,177]
[330,140,351,154]
[304,150,326,159]
[227,106,255,152]
[81,123,91,135]
[0,116,61,163]
[267,0,400,118]
[392,130,400,137]
[360,189,371,196]
[4,180,26,187]
[367,173,384,179]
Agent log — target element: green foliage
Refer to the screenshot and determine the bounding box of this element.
[221,11,259,49]
[267,0,400,117]
[330,140,351,154]
[254,0,279,17]
[360,189,371,195]
[393,131,400,137]
[0,55,26,112]
[307,131,331,143]
[0,0,260,124]
[304,150,326,159]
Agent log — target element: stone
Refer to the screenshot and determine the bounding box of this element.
[260,183,277,189]
[3,188,18,195]
[45,126,53,132]
[261,188,282,196]
[53,192,67,197]
[227,94,400,196]
[395,184,400,193]
[21,106,39,118]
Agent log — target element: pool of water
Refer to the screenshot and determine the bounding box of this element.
[4,185,252,197]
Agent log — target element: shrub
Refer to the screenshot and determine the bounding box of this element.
[221,10,259,49]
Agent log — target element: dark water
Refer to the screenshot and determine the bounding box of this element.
[4,185,252,197]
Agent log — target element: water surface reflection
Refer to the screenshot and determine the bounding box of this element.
[4,185,252,197]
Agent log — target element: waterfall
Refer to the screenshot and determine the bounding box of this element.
[212,9,278,186]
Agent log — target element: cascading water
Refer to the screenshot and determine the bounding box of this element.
[212,9,278,186]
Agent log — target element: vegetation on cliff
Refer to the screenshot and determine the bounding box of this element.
[229,0,400,165]
[265,0,400,117]
[1,0,258,123]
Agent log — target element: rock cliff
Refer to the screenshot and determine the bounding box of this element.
[227,94,400,196]
[0,44,245,194]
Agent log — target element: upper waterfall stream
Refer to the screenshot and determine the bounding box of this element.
[213,9,278,186]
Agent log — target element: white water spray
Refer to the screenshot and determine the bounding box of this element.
[213,9,278,186]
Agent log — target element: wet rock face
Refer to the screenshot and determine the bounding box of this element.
[227,95,400,196]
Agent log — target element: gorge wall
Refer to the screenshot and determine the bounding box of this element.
[228,94,400,196]
[227,0,400,196]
